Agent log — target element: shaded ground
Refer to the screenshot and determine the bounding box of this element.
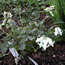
[0,42,65,65]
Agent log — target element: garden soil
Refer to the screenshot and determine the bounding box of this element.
[0,43,65,65]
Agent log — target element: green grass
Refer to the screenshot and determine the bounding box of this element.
[51,0,65,22]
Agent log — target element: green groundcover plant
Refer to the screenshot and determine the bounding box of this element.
[0,0,45,54]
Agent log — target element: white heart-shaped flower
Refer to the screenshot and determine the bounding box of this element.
[54,27,63,36]
[36,35,55,50]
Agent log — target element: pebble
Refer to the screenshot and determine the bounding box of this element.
[53,55,56,58]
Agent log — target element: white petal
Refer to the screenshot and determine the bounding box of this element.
[4,11,7,16]
[54,27,63,36]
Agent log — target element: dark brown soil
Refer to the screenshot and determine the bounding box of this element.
[0,43,65,65]
[0,53,16,65]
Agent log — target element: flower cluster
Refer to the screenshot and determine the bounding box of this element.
[36,35,55,50]
[36,27,63,51]
[4,11,12,19]
[44,5,55,16]
[54,27,63,36]
[0,11,13,29]
[44,5,55,11]
[2,11,12,26]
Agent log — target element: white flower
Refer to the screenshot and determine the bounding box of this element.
[36,35,55,50]
[50,5,55,9]
[44,5,55,16]
[2,11,12,26]
[54,27,63,36]
[44,5,55,12]
[3,11,12,18]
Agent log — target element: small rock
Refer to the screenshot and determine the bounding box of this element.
[53,55,56,58]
